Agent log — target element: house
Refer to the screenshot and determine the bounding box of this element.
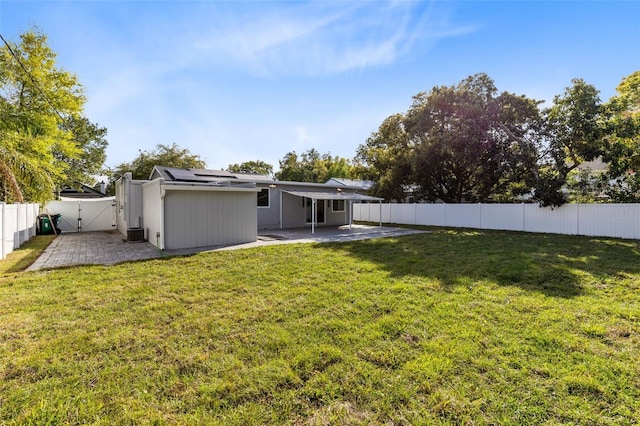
[58,182,108,199]
[116,166,382,250]
[324,177,374,191]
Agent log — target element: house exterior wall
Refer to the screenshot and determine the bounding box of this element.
[141,179,164,249]
[280,191,307,228]
[325,199,351,226]
[163,188,257,250]
[116,173,143,234]
[256,184,353,230]
[257,187,280,229]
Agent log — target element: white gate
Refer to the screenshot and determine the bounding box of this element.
[45,198,117,232]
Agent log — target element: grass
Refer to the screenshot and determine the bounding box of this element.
[0,234,55,277]
[1,228,639,424]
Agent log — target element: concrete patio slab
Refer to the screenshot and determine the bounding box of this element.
[27,225,426,270]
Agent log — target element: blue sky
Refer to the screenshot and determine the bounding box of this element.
[1,1,639,172]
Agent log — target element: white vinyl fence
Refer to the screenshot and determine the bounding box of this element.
[354,203,640,240]
[45,198,117,233]
[0,203,39,260]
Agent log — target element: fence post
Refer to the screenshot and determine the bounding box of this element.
[576,203,580,236]
[31,204,37,237]
[0,203,4,259]
[443,203,446,227]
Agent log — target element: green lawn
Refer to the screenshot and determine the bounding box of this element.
[0,234,55,277]
[1,229,639,425]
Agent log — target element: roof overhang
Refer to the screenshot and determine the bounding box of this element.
[163,184,260,193]
[281,190,383,202]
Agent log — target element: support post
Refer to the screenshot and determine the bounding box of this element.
[344,200,347,227]
[279,190,283,230]
[379,201,382,227]
[1,203,5,260]
[312,198,316,234]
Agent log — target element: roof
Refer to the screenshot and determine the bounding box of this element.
[151,166,268,182]
[150,166,373,192]
[59,182,107,199]
[325,177,375,190]
[281,190,383,201]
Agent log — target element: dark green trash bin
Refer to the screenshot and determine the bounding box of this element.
[37,214,62,235]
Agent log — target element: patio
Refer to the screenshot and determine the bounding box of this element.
[27,225,425,270]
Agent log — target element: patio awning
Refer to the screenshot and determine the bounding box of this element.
[280,190,383,202]
[280,190,383,234]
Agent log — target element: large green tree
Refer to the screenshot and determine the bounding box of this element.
[59,116,108,186]
[0,29,107,203]
[275,149,354,183]
[355,113,413,201]
[227,160,273,177]
[357,74,543,203]
[533,78,604,206]
[601,71,640,202]
[106,143,206,193]
[409,74,543,203]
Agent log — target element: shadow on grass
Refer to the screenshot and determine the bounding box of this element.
[328,228,640,298]
[0,235,56,275]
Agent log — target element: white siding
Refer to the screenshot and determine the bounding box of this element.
[116,175,144,234]
[163,189,257,250]
[142,179,164,249]
[116,177,127,233]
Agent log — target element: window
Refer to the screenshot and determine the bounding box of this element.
[257,188,269,207]
[332,199,345,212]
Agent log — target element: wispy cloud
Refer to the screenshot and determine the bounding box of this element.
[186,1,478,77]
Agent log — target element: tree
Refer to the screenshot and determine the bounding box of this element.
[227,160,273,177]
[564,168,607,203]
[601,71,640,201]
[106,143,206,192]
[58,116,108,187]
[355,113,413,201]
[0,28,107,203]
[407,74,543,203]
[275,149,354,183]
[533,79,603,206]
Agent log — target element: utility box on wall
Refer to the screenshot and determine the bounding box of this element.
[127,228,145,242]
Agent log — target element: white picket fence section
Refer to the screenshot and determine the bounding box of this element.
[45,198,117,233]
[354,203,640,240]
[0,203,40,260]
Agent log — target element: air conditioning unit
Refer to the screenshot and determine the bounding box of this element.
[127,228,145,242]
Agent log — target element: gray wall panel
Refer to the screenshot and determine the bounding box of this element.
[163,190,257,250]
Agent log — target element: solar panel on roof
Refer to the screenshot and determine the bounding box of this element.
[192,169,235,178]
[165,168,203,181]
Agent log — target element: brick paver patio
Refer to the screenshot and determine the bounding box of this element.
[27,231,161,271]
